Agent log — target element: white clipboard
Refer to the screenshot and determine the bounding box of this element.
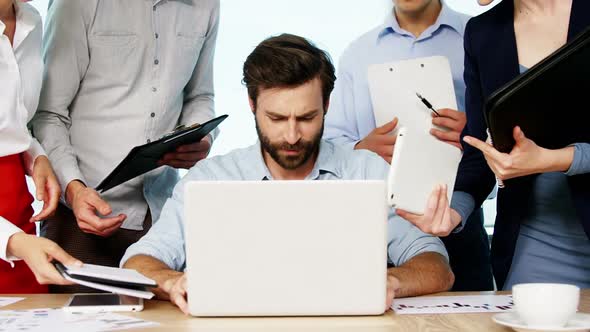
[367,56,458,136]
[368,56,462,214]
[387,128,462,214]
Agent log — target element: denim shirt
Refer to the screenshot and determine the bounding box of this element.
[121,140,449,270]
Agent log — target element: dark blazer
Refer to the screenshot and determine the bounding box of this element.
[455,0,590,290]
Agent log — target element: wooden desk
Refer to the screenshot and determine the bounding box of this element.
[3,291,589,332]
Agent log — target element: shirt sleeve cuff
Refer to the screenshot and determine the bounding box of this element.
[22,139,47,176]
[52,161,87,204]
[391,238,450,264]
[323,134,360,151]
[450,191,476,233]
[120,239,179,271]
[0,218,24,267]
[348,140,361,151]
[388,234,449,266]
[205,128,219,143]
[565,143,590,176]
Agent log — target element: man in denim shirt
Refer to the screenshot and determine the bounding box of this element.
[122,34,454,314]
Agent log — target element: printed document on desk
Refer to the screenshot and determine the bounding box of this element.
[0,308,159,332]
[392,294,514,314]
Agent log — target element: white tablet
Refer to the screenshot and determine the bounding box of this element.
[388,128,462,214]
[368,56,458,136]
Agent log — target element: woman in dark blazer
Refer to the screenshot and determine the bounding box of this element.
[398,0,590,290]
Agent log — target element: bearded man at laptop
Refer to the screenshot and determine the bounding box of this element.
[121,34,454,314]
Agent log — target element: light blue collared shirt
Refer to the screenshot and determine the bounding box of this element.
[324,2,470,149]
[121,140,448,270]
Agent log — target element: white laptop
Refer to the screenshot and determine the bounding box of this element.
[184,180,388,317]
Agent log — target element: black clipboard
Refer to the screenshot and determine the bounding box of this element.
[485,25,590,153]
[96,114,228,193]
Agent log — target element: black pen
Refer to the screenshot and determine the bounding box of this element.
[416,92,440,117]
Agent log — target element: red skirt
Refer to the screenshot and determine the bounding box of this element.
[0,154,47,293]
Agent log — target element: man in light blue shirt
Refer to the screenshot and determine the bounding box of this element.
[323,0,492,291]
[122,34,454,314]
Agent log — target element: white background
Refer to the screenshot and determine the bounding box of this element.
[28,0,498,230]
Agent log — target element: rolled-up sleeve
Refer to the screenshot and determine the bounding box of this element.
[22,138,46,176]
[565,143,590,176]
[450,191,476,232]
[120,164,213,270]
[120,179,187,271]
[179,1,219,140]
[387,211,449,267]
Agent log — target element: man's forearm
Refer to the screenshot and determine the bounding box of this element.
[123,254,183,300]
[388,252,454,298]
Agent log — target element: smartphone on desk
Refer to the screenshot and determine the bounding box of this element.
[64,293,143,313]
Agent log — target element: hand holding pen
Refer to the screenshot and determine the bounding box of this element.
[417,92,467,150]
[416,92,440,117]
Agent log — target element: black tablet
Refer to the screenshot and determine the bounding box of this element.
[484,26,590,153]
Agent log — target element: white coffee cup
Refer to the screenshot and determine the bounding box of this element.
[512,283,580,328]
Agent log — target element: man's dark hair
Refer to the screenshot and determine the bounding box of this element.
[242,33,336,109]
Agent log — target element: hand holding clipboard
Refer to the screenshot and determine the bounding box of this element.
[158,124,212,169]
[96,114,228,193]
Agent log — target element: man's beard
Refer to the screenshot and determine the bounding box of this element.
[256,121,324,170]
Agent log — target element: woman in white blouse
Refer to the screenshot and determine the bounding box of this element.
[1,0,81,293]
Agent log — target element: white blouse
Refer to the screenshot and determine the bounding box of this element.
[0,1,44,264]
